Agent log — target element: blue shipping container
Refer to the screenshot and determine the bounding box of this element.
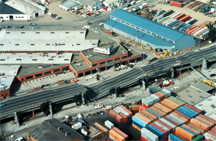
[168,133,184,141]
[182,106,198,116]
[147,124,164,141]
[76,118,85,124]
[180,126,197,137]
[132,121,143,129]
[177,107,194,118]
[180,106,197,117]
[149,88,157,94]
[132,116,147,128]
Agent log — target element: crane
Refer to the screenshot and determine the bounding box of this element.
[163,50,169,58]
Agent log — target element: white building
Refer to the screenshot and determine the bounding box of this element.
[103,0,125,7]
[0,0,46,21]
[72,0,102,11]
[60,1,83,11]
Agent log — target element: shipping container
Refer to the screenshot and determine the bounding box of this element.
[177,106,196,118]
[154,103,172,114]
[191,135,203,141]
[151,95,160,103]
[141,127,159,141]
[157,119,174,133]
[163,18,174,26]
[151,106,167,116]
[198,21,211,28]
[207,130,216,137]
[154,92,165,101]
[187,123,204,134]
[183,106,198,116]
[160,118,176,131]
[105,120,114,129]
[167,97,183,107]
[151,123,167,140]
[160,99,178,110]
[203,132,216,141]
[173,110,190,121]
[179,24,192,32]
[185,25,197,34]
[109,110,123,122]
[168,20,179,27]
[149,87,158,94]
[146,108,163,118]
[190,118,209,132]
[132,115,148,128]
[185,18,196,25]
[188,26,200,35]
[119,105,133,117]
[171,12,181,18]
[200,31,209,38]
[164,117,179,127]
[170,21,182,28]
[147,124,164,141]
[109,129,125,141]
[118,106,130,118]
[94,122,108,133]
[132,123,141,131]
[154,121,170,133]
[109,135,117,141]
[179,15,190,22]
[169,96,186,105]
[141,110,158,121]
[165,19,177,26]
[160,17,171,24]
[130,105,140,111]
[119,113,128,122]
[196,28,208,37]
[136,113,152,123]
[71,122,82,130]
[175,127,195,140]
[197,114,216,124]
[191,28,202,36]
[162,9,173,17]
[166,114,184,125]
[174,13,185,20]
[180,126,197,137]
[195,116,214,128]
[170,1,183,7]
[139,106,147,112]
[113,107,122,114]
[139,111,154,122]
[194,27,207,37]
[171,112,188,123]
[112,127,129,140]
[168,133,184,141]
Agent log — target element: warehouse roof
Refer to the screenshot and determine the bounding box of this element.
[0,76,15,92]
[104,19,174,47]
[73,0,100,6]
[60,1,79,8]
[0,53,73,65]
[27,119,83,141]
[175,86,211,105]
[0,65,21,76]
[195,95,216,120]
[17,64,67,77]
[110,9,194,42]
[0,29,98,52]
[5,0,45,14]
[190,81,214,92]
[0,3,24,14]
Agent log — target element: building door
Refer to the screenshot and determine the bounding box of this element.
[35,13,39,17]
[9,15,13,20]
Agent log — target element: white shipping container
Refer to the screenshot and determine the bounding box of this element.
[160,118,176,131]
[109,135,118,141]
[161,89,171,97]
[168,114,185,124]
[154,121,170,132]
[151,95,160,103]
[204,133,216,141]
[71,122,82,130]
[141,128,159,141]
[105,120,114,129]
[163,19,173,25]
[113,107,121,114]
[118,107,130,117]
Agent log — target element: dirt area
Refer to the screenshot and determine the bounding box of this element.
[153,2,216,25]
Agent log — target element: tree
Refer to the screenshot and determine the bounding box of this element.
[109,87,115,95]
[40,101,50,116]
[207,22,216,42]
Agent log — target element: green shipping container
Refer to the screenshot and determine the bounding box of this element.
[152,86,161,92]
[169,96,186,105]
[157,16,169,23]
[191,135,203,141]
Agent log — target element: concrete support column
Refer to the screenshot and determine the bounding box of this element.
[142,77,146,90]
[202,59,207,71]
[188,68,190,75]
[171,68,174,79]
[49,101,53,118]
[179,70,181,77]
[14,111,20,127]
[32,110,35,117]
[83,72,86,76]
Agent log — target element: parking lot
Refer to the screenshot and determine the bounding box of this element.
[153,2,216,26]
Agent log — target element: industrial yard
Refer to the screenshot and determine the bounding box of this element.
[1,0,216,140]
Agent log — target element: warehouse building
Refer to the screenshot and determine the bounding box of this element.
[0,0,46,21]
[0,65,21,98]
[27,119,83,141]
[104,9,201,52]
[72,0,103,11]
[0,29,98,53]
[59,0,83,11]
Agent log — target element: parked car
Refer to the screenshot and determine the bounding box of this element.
[15,137,24,141]
[82,25,90,29]
[103,105,112,110]
[0,103,5,107]
[16,25,24,29]
[30,23,37,26]
[210,74,216,77]
[95,104,103,109]
[55,16,62,20]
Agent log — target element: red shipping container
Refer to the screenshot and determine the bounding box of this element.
[151,106,167,117]
[185,104,202,114]
[109,110,123,122]
[185,25,197,34]
[139,106,147,112]
[168,98,183,106]
[208,130,216,137]
[174,13,185,20]
[154,92,166,101]
[170,1,183,7]
[187,123,204,134]
[136,113,152,123]
[210,128,216,134]
[174,110,190,120]
[154,103,172,114]
[151,123,168,140]
[141,136,149,141]
[182,124,201,136]
[160,18,171,25]
[164,117,179,127]
[142,103,150,109]
[139,112,154,122]
[212,127,216,133]
[188,27,200,35]
[171,112,188,123]
[141,110,158,121]
[157,119,174,133]
[198,114,216,124]
[112,127,129,140]
[119,105,133,117]
[119,113,128,122]
[178,15,190,22]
